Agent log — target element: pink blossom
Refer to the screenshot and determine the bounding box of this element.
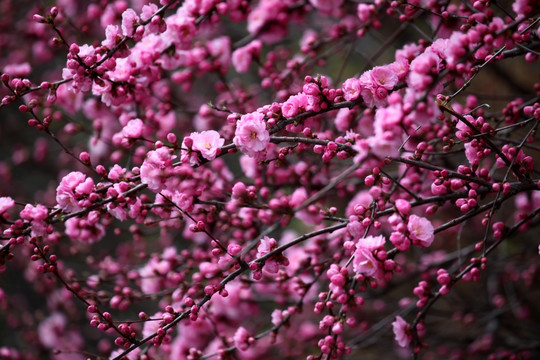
[180,135,200,166]
[395,199,411,215]
[122,118,144,138]
[107,164,126,182]
[358,65,398,108]
[207,36,232,70]
[138,253,175,294]
[140,3,158,22]
[232,40,262,73]
[392,316,411,347]
[20,204,48,222]
[370,66,399,90]
[163,10,197,47]
[390,231,411,251]
[190,130,225,162]
[121,8,139,37]
[353,248,379,277]
[300,29,318,53]
[101,24,122,49]
[357,234,386,250]
[247,0,285,35]
[402,89,441,127]
[282,93,308,117]
[345,190,373,217]
[240,155,258,178]
[38,312,83,354]
[62,44,95,93]
[171,191,194,212]
[65,211,106,243]
[407,214,435,247]
[388,58,410,81]
[464,142,482,166]
[334,108,354,131]
[396,43,423,63]
[367,132,402,159]
[55,83,84,115]
[374,104,403,131]
[0,197,14,214]
[233,326,251,351]
[140,147,177,192]
[347,220,365,240]
[357,3,375,22]
[256,236,279,273]
[2,62,31,77]
[271,309,285,326]
[20,204,49,237]
[512,0,534,19]
[445,32,468,67]
[342,77,361,101]
[233,112,270,158]
[56,171,93,212]
[309,0,344,14]
[352,139,369,164]
[352,235,385,277]
[257,236,277,257]
[407,50,441,92]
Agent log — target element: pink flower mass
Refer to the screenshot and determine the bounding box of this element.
[1,1,539,360]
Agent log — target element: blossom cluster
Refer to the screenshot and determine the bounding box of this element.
[0,0,539,359]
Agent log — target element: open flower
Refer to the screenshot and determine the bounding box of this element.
[352,235,386,277]
[407,214,435,247]
[392,316,411,348]
[190,130,225,162]
[233,112,269,158]
[0,197,14,215]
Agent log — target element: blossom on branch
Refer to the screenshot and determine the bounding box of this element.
[392,316,411,348]
[233,111,270,158]
[56,171,94,213]
[407,215,435,247]
[352,235,386,277]
[188,130,225,164]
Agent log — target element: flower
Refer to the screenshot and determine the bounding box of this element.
[232,40,262,73]
[353,248,379,277]
[191,130,225,161]
[309,0,344,14]
[257,236,279,273]
[121,8,139,37]
[233,112,270,158]
[0,197,15,214]
[358,65,399,108]
[395,199,411,215]
[65,211,106,243]
[19,204,49,237]
[122,118,144,139]
[281,93,308,117]
[392,316,411,347]
[352,235,386,276]
[56,171,94,212]
[342,78,361,101]
[407,214,435,247]
[370,65,399,90]
[140,147,177,192]
[233,326,251,351]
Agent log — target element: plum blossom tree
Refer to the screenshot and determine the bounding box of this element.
[0,0,539,359]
